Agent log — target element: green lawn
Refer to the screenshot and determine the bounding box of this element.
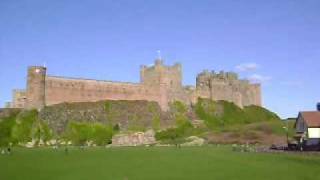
[0,146,319,180]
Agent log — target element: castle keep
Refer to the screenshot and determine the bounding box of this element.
[7,59,261,110]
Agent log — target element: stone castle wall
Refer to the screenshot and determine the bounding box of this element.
[44,76,164,109]
[11,89,27,108]
[196,70,261,107]
[9,59,262,110]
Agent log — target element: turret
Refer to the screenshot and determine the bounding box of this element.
[140,59,182,89]
[26,66,46,110]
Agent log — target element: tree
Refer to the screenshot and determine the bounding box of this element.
[65,122,113,146]
[0,116,16,147]
[11,110,38,144]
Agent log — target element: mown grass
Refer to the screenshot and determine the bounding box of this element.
[0,146,319,180]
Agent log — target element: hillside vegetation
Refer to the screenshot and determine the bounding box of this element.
[38,100,173,134]
[195,98,280,129]
[0,99,291,146]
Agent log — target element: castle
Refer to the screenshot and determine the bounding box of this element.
[6,59,261,110]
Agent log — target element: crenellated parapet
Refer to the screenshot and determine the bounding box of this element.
[6,59,262,111]
[140,59,182,89]
[196,69,261,107]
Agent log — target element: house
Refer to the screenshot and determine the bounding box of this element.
[295,111,320,150]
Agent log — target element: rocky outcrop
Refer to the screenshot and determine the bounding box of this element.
[38,100,173,134]
[111,130,156,146]
[181,136,205,146]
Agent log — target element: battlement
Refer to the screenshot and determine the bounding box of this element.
[47,75,141,86]
[141,59,181,71]
[11,89,27,108]
[140,59,182,88]
[197,70,239,81]
[7,59,262,110]
[196,69,261,107]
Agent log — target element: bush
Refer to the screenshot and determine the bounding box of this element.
[155,128,185,145]
[91,124,113,146]
[65,122,113,146]
[155,122,200,145]
[31,120,53,143]
[0,112,19,147]
[11,110,38,144]
[65,122,93,145]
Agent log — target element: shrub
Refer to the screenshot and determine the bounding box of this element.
[0,112,19,147]
[31,120,53,143]
[11,109,38,144]
[91,124,113,146]
[171,101,188,114]
[155,128,185,145]
[65,122,113,146]
[65,122,93,145]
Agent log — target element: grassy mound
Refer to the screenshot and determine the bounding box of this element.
[1,99,289,146]
[194,98,280,130]
[193,98,288,144]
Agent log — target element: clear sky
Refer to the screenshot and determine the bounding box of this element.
[0,0,319,118]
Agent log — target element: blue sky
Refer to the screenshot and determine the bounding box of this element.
[0,0,319,118]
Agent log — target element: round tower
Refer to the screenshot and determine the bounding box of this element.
[26,66,46,110]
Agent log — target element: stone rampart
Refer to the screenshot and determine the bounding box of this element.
[7,59,262,111]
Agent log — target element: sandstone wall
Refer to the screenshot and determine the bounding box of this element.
[11,89,27,108]
[26,66,46,109]
[45,76,166,109]
[141,59,182,90]
[8,60,262,111]
[195,70,262,107]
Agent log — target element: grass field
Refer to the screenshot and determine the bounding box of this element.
[0,146,319,180]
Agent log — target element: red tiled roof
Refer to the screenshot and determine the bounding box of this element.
[300,111,320,128]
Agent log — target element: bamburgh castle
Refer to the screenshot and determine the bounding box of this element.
[7,59,261,110]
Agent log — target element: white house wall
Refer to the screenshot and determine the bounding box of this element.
[308,128,320,138]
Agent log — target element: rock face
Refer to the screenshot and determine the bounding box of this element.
[111,130,156,146]
[38,100,172,134]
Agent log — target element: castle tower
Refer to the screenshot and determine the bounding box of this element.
[140,59,182,89]
[140,59,183,111]
[26,66,46,110]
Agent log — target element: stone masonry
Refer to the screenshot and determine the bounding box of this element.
[8,59,262,110]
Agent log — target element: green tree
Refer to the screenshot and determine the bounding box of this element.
[0,114,17,147]
[65,122,113,146]
[91,123,113,146]
[11,110,38,144]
